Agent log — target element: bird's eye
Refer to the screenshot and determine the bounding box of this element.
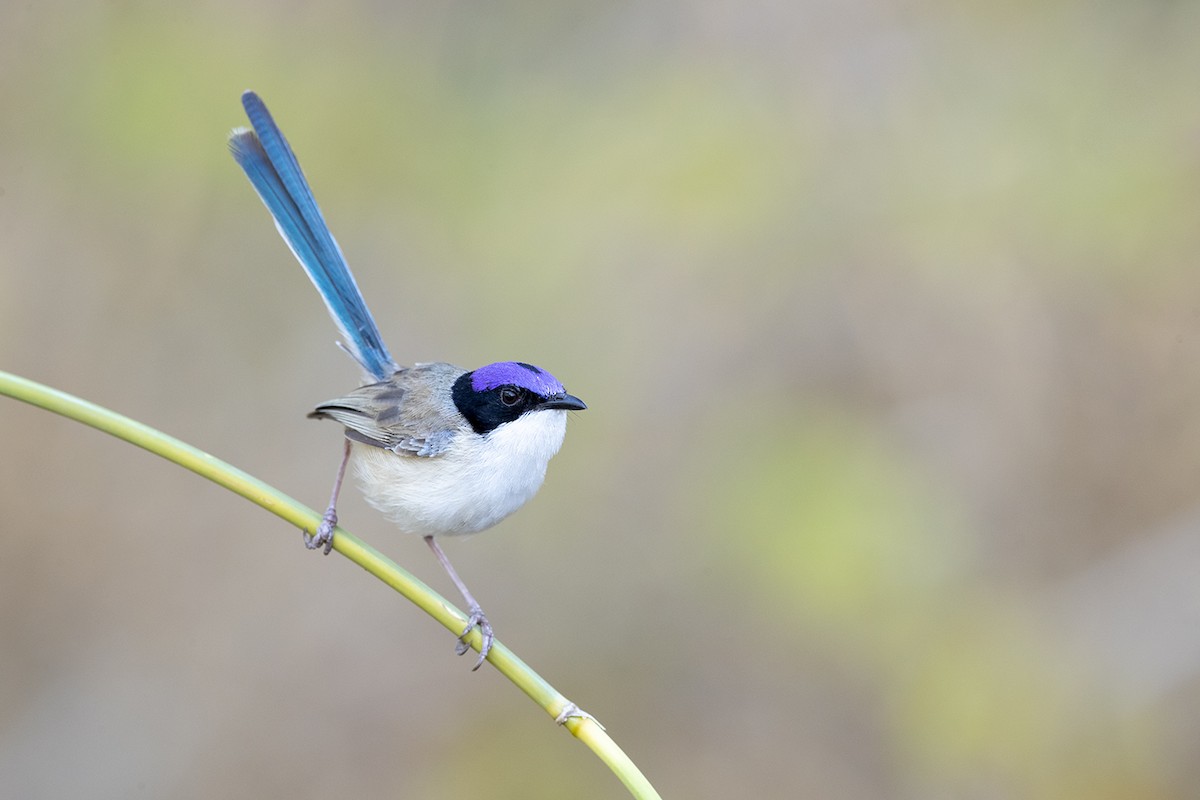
[499,386,523,406]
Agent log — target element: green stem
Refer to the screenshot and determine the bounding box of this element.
[0,369,661,800]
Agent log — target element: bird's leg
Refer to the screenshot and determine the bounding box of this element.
[306,438,351,555]
[425,535,494,670]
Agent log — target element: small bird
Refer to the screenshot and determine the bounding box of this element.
[228,91,585,669]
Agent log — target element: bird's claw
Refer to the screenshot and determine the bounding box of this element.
[304,508,337,555]
[456,605,494,671]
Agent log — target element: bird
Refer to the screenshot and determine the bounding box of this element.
[227,90,586,670]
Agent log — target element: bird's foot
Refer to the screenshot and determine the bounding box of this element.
[456,604,494,671]
[304,507,337,555]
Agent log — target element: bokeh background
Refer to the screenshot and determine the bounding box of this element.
[3,2,1200,798]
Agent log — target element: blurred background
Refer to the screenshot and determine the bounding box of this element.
[2,1,1200,798]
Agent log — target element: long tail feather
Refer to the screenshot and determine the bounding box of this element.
[229,91,397,381]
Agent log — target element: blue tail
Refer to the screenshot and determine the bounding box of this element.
[229,90,398,381]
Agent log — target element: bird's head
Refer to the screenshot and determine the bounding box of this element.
[452,361,586,435]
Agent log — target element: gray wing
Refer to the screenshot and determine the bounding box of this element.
[308,362,467,457]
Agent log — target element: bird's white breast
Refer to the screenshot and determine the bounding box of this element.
[349,408,570,536]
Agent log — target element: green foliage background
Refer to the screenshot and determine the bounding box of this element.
[2,2,1199,798]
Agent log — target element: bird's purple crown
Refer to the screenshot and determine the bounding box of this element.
[471,361,565,396]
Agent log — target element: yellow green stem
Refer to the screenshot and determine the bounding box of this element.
[0,369,661,800]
